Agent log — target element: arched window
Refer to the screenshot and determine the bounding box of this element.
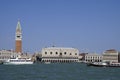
[50,52,52,55]
[75,53,77,55]
[45,52,47,54]
[56,52,58,55]
[64,52,67,55]
[60,53,62,55]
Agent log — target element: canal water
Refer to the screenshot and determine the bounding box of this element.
[0,63,120,80]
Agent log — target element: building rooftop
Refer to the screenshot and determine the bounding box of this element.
[86,53,102,56]
[43,47,78,50]
[104,49,118,53]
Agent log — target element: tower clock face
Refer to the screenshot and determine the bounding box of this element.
[16,35,21,38]
[16,34,22,40]
[17,36,20,38]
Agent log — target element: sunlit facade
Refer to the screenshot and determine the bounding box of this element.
[41,47,79,63]
[0,50,20,61]
[103,49,118,63]
[85,53,102,63]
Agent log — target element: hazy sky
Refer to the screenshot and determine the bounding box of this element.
[0,0,120,53]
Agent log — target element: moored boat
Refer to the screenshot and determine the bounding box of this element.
[4,57,33,65]
[87,62,120,67]
[87,62,108,67]
[108,63,120,67]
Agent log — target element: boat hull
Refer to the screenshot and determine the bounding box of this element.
[87,62,120,67]
[4,62,33,65]
[87,62,107,67]
[108,63,120,67]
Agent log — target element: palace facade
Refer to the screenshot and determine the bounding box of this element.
[41,47,79,63]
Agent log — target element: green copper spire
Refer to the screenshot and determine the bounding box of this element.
[16,20,21,32]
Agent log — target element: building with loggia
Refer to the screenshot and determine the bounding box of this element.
[41,47,79,63]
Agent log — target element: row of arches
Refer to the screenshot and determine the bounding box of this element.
[86,59,102,62]
[42,59,78,63]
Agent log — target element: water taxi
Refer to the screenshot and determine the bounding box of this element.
[4,57,33,65]
[87,62,120,67]
[87,62,108,67]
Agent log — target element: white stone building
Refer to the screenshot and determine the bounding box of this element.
[41,47,79,63]
[0,50,20,61]
[103,49,118,63]
[85,53,103,63]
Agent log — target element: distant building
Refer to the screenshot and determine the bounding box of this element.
[79,53,88,61]
[41,47,79,63]
[103,49,119,63]
[15,20,22,53]
[118,52,120,62]
[34,52,42,62]
[85,53,102,63]
[0,50,20,61]
[78,54,83,62]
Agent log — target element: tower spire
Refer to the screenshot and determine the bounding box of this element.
[16,20,21,32]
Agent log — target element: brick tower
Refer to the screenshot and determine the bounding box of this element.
[15,20,22,53]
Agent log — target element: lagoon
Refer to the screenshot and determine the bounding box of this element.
[0,63,120,80]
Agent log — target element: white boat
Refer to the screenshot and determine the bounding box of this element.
[108,62,120,67]
[87,62,108,67]
[4,57,33,65]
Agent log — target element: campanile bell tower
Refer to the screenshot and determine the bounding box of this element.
[15,20,22,53]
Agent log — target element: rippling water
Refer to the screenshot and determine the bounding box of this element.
[0,63,120,80]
